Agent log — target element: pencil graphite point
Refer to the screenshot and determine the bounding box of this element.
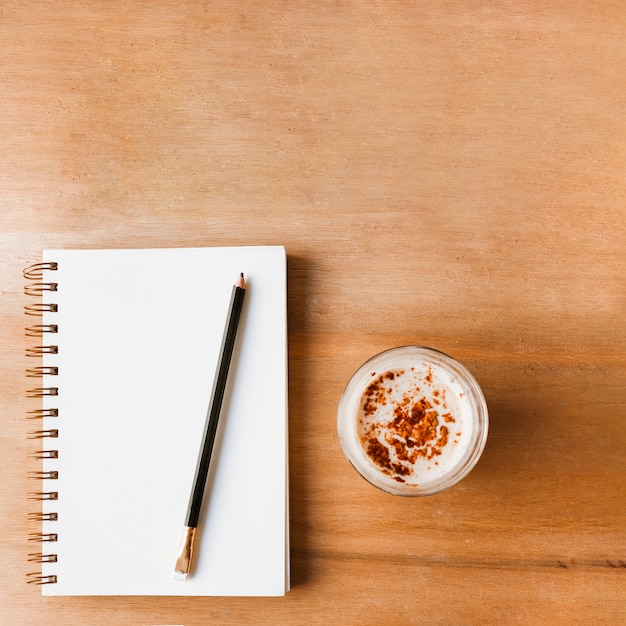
[237,273,245,289]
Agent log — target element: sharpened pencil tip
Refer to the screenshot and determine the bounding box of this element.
[236,273,245,289]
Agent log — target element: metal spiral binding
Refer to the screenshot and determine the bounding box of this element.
[24,283,58,297]
[26,408,59,420]
[23,262,58,280]
[29,450,59,459]
[28,552,58,562]
[28,471,59,480]
[28,532,58,542]
[24,303,58,316]
[26,573,58,585]
[26,367,59,377]
[24,261,59,585]
[27,429,58,439]
[28,492,59,501]
[26,388,59,398]
[26,346,59,357]
[28,512,58,521]
[25,324,58,337]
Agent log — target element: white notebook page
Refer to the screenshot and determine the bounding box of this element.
[39,246,288,596]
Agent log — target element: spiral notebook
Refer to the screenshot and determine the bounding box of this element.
[24,246,289,596]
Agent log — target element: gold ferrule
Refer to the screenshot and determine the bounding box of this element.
[174,526,196,576]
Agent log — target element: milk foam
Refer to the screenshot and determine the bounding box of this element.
[356,358,474,486]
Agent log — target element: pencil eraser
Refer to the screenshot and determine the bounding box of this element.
[174,571,188,581]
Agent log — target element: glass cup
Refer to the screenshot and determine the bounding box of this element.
[338,346,488,496]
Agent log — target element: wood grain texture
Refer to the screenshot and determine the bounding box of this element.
[1,1,624,624]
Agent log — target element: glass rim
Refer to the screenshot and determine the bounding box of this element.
[337,345,489,496]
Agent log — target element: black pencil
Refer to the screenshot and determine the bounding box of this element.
[175,273,246,579]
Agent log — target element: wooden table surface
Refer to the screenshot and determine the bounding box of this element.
[1,2,624,624]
